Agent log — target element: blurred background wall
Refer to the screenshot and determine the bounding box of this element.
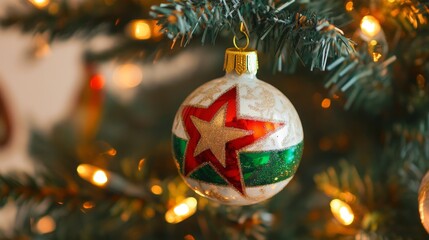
[0,0,84,230]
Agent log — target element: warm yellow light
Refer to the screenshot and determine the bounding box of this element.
[77,164,109,187]
[82,201,95,209]
[128,20,151,40]
[360,15,381,38]
[28,0,50,8]
[173,203,190,215]
[35,216,56,234]
[345,1,354,12]
[372,52,382,62]
[330,199,355,225]
[321,98,331,109]
[93,170,108,186]
[107,148,117,156]
[113,63,143,89]
[165,197,197,224]
[151,184,163,195]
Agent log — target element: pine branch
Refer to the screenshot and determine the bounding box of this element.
[325,48,396,112]
[0,0,149,39]
[298,0,352,26]
[151,0,355,72]
[384,114,429,186]
[385,0,429,33]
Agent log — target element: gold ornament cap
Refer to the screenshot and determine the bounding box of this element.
[223,48,258,75]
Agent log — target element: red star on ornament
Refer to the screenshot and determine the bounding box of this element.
[182,87,284,195]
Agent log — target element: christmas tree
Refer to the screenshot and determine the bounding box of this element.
[1,0,429,239]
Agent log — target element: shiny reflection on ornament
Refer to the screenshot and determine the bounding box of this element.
[321,98,331,109]
[345,1,354,11]
[77,164,109,187]
[165,197,197,224]
[360,15,381,38]
[28,0,50,8]
[35,216,56,234]
[113,63,143,89]
[330,199,354,225]
[128,20,151,40]
[151,184,163,195]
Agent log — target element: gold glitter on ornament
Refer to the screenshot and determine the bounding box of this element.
[191,105,252,167]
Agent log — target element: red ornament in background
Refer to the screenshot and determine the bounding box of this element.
[72,62,105,142]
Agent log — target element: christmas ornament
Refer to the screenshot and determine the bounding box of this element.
[73,62,104,142]
[172,26,303,205]
[419,171,429,233]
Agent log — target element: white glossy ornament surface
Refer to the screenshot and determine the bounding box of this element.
[185,176,293,205]
[172,72,303,205]
[172,73,303,150]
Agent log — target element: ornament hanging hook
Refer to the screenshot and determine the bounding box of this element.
[233,22,249,51]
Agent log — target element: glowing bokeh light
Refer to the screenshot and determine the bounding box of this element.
[330,199,355,225]
[360,15,381,38]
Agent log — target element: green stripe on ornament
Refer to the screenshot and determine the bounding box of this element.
[189,164,228,185]
[240,142,303,186]
[172,135,187,172]
[172,135,303,187]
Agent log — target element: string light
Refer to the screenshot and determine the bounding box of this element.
[92,170,108,186]
[127,19,162,40]
[360,15,381,39]
[35,216,56,234]
[345,1,354,12]
[151,184,163,195]
[77,164,109,187]
[113,63,143,89]
[28,0,50,8]
[165,197,197,224]
[321,98,331,109]
[82,201,95,209]
[126,20,151,40]
[372,52,382,62]
[330,199,355,226]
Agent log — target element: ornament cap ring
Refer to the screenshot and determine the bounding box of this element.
[233,23,250,50]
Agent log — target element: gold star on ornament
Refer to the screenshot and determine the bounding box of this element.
[190,105,252,167]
